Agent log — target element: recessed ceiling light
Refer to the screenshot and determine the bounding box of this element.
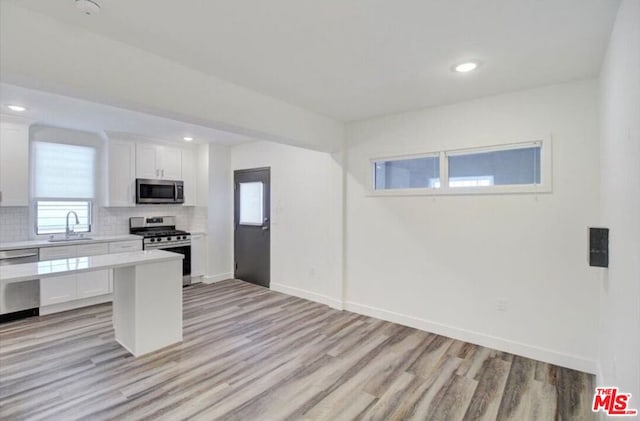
[7,105,27,112]
[454,62,479,73]
[183,136,194,142]
[75,0,101,16]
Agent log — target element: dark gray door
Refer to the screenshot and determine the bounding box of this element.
[234,168,270,287]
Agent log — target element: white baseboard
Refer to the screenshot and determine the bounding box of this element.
[40,294,112,315]
[202,272,233,284]
[343,300,598,374]
[270,282,343,310]
[247,281,597,373]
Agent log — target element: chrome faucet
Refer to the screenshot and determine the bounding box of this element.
[66,211,80,238]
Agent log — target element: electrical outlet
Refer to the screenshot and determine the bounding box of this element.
[496,299,508,312]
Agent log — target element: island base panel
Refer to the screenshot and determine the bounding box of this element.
[113,260,183,357]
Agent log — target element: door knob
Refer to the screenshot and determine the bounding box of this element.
[262,226,269,231]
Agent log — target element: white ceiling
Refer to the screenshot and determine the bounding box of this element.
[7,0,620,122]
[0,83,258,145]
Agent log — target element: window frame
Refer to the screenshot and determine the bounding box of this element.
[371,151,441,193]
[368,137,552,196]
[34,198,93,235]
[28,130,101,239]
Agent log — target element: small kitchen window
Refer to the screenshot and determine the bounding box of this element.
[446,143,541,188]
[373,154,440,191]
[32,140,97,235]
[371,139,550,195]
[35,200,92,235]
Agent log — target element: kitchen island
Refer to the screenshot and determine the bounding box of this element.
[0,250,183,357]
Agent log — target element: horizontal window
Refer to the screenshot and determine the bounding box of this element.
[447,145,541,188]
[374,155,440,190]
[36,200,92,235]
[371,140,549,195]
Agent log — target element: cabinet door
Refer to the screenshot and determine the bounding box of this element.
[0,121,29,206]
[76,242,109,256]
[159,146,182,180]
[77,270,110,298]
[107,140,136,206]
[136,143,159,179]
[109,240,142,253]
[181,148,197,206]
[41,274,77,306]
[191,234,207,277]
[40,245,76,260]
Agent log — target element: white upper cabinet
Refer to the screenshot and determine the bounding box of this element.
[105,139,136,207]
[159,146,182,180]
[135,143,159,179]
[0,119,29,206]
[136,143,182,180]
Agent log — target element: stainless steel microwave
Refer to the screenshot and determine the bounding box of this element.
[136,178,184,204]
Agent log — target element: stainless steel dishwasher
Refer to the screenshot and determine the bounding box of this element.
[0,248,40,321]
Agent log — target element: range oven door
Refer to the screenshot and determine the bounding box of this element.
[136,178,185,204]
[145,243,191,285]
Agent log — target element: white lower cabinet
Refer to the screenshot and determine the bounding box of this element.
[76,243,110,299]
[41,274,77,306]
[109,240,142,253]
[191,234,207,278]
[40,245,78,306]
[39,240,141,311]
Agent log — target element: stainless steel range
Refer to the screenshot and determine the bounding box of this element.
[129,216,192,286]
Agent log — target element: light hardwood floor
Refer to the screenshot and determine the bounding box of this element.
[0,279,594,420]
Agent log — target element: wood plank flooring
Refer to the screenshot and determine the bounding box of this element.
[0,279,595,420]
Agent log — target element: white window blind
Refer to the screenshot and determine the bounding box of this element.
[32,141,96,235]
[33,141,96,199]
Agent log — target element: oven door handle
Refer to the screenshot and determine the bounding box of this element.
[145,241,191,250]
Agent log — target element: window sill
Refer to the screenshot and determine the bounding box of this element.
[366,183,552,197]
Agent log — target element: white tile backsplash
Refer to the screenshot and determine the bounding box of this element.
[0,207,30,242]
[0,205,207,242]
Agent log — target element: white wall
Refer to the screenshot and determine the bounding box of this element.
[598,0,640,402]
[0,2,343,152]
[206,144,233,282]
[230,141,343,308]
[345,80,601,372]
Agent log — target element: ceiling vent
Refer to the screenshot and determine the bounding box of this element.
[75,0,101,16]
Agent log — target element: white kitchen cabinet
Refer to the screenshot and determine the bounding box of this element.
[41,274,77,306]
[77,243,109,256]
[0,120,29,206]
[39,241,123,308]
[105,139,136,207]
[76,243,110,298]
[40,245,76,260]
[196,143,209,207]
[136,143,182,180]
[109,240,142,253]
[191,233,207,278]
[40,245,77,306]
[77,271,110,298]
[135,143,158,179]
[182,147,197,206]
[160,146,182,179]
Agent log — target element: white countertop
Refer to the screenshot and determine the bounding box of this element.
[0,250,183,283]
[0,235,143,251]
